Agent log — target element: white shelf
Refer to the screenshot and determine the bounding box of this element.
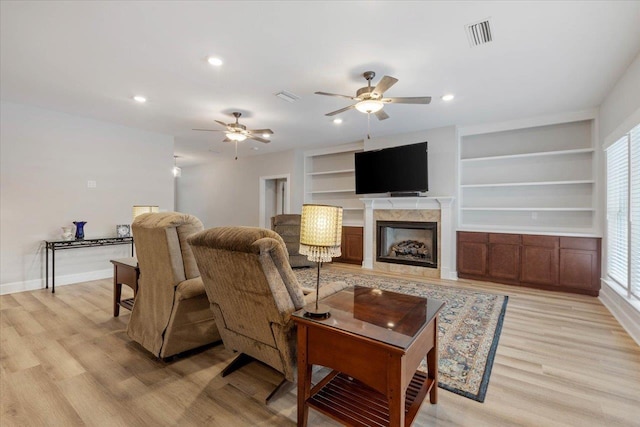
[459,119,597,234]
[461,207,595,211]
[342,207,364,211]
[307,189,355,194]
[306,169,355,176]
[461,180,595,188]
[460,148,594,162]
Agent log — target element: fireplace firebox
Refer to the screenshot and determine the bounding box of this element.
[376,221,438,268]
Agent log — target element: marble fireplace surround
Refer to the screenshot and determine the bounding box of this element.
[361,197,455,280]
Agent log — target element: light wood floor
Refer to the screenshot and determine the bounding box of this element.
[1,265,639,427]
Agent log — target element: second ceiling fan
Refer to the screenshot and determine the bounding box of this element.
[193,112,273,159]
[315,71,432,121]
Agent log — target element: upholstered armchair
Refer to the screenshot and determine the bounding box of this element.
[127,212,221,359]
[188,226,347,400]
[271,214,314,268]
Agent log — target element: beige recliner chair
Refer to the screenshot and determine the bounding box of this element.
[188,226,347,401]
[271,214,314,268]
[127,212,221,359]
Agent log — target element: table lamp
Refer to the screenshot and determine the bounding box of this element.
[299,204,343,319]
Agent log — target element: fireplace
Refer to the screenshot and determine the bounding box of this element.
[376,221,438,268]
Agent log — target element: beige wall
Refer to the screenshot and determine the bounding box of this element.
[176,149,304,228]
[0,102,175,293]
[364,125,458,197]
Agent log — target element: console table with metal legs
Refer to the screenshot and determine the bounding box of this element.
[44,237,134,293]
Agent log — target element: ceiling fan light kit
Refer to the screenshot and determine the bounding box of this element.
[226,132,247,142]
[355,100,384,114]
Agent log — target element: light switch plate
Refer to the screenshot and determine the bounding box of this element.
[87,180,97,188]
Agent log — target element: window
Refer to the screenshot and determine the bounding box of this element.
[606,124,640,300]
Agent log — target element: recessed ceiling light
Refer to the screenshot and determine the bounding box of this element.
[133,95,146,103]
[441,94,455,102]
[207,57,223,66]
[252,147,260,151]
[262,133,270,138]
[333,118,343,124]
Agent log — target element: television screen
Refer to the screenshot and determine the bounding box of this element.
[355,142,428,195]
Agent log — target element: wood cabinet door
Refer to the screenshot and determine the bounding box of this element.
[488,243,520,282]
[336,226,363,265]
[457,241,488,277]
[559,249,599,292]
[521,236,559,286]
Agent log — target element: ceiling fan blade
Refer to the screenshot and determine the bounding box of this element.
[214,120,229,127]
[375,109,389,121]
[249,128,274,135]
[315,91,358,100]
[382,96,432,104]
[372,76,398,97]
[249,135,271,144]
[325,104,356,116]
[192,128,224,132]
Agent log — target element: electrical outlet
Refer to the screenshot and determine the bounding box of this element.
[87,180,97,188]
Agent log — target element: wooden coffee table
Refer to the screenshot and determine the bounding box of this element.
[292,286,444,427]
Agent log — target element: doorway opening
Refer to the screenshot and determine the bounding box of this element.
[259,174,290,228]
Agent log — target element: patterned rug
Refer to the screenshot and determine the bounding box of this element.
[294,267,508,403]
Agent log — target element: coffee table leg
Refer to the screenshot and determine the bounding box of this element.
[427,316,439,404]
[297,324,310,427]
[388,352,405,427]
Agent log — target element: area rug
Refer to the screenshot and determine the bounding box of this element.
[294,268,508,403]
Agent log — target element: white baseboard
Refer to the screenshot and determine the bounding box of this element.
[440,268,458,281]
[599,280,640,346]
[0,269,113,295]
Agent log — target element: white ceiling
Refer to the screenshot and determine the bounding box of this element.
[2,1,639,166]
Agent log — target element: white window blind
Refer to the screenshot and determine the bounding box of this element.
[630,124,640,299]
[606,136,628,287]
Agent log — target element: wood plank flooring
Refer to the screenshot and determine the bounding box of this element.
[1,264,639,426]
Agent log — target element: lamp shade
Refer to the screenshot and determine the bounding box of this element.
[299,204,343,262]
[132,205,159,222]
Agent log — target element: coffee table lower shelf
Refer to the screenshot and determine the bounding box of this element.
[307,370,434,427]
[120,297,135,311]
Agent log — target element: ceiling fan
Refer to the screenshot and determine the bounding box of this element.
[193,112,273,159]
[315,71,431,121]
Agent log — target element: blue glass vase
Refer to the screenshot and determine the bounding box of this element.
[73,221,87,240]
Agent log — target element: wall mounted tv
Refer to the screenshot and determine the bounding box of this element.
[355,141,428,196]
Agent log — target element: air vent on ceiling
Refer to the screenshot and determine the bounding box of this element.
[275,90,300,103]
[465,19,493,47]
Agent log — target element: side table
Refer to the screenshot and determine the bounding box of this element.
[292,286,444,427]
[111,257,139,317]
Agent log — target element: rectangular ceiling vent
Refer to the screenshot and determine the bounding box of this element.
[465,19,493,47]
[275,90,300,103]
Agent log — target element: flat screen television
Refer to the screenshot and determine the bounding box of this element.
[355,141,428,195]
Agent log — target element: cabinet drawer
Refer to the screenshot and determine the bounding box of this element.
[560,237,599,251]
[522,235,559,248]
[458,231,488,243]
[489,233,521,244]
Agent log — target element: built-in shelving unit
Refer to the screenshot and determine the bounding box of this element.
[304,142,364,226]
[458,117,599,235]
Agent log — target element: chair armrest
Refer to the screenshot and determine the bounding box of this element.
[303,281,349,306]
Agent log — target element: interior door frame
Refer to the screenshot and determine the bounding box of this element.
[259,173,290,228]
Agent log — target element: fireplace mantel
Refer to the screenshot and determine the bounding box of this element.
[360,197,455,280]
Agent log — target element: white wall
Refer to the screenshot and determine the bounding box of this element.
[597,52,640,345]
[365,125,458,198]
[599,52,640,146]
[176,149,303,228]
[0,102,175,294]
